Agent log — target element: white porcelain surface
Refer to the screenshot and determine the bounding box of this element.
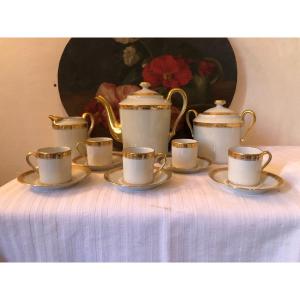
[51,117,90,159]
[121,109,171,154]
[194,126,241,163]
[228,146,270,186]
[123,147,158,185]
[120,82,167,106]
[35,146,71,185]
[187,100,255,164]
[209,167,284,195]
[53,126,88,158]
[18,165,91,189]
[79,137,113,166]
[193,100,241,124]
[120,82,171,153]
[104,167,172,191]
[171,139,198,169]
[107,82,187,154]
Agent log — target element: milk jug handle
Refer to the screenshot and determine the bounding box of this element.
[82,112,95,136]
[185,109,198,138]
[167,88,188,140]
[240,110,256,143]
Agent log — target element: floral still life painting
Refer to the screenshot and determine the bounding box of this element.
[58,38,237,143]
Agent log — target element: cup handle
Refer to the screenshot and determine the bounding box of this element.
[153,153,167,178]
[261,151,272,170]
[26,152,38,172]
[185,109,198,138]
[76,142,86,157]
[240,109,256,143]
[82,112,95,136]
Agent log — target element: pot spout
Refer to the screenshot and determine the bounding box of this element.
[95,95,122,143]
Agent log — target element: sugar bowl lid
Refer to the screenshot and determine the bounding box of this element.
[193,100,242,125]
[119,82,171,108]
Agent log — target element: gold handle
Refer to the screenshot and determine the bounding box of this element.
[240,109,256,143]
[261,151,272,170]
[26,152,38,172]
[76,142,86,157]
[82,112,95,136]
[185,109,198,138]
[153,153,167,178]
[167,88,188,140]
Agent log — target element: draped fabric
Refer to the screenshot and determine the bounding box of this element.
[0,146,299,262]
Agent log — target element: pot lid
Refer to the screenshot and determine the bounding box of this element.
[119,82,170,107]
[194,100,242,124]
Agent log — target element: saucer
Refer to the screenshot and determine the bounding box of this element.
[17,165,91,189]
[104,167,172,191]
[72,153,122,171]
[208,167,284,195]
[165,157,211,174]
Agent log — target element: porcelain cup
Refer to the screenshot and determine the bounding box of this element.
[171,139,199,169]
[26,146,72,185]
[123,147,166,185]
[76,137,113,166]
[228,146,272,186]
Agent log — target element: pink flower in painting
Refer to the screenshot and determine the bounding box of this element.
[84,83,139,128]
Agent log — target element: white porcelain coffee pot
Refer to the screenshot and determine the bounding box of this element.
[49,113,94,158]
[95,82,188,154]
[186,100,256,164]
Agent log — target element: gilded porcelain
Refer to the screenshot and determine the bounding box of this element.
[186,100,256,164]
[95,82,188,153]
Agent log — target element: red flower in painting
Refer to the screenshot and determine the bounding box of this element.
[198,60,216,77]
[142,54,192,88]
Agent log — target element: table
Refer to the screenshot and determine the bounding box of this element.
[0,146,300,262]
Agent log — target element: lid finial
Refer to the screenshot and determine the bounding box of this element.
[215,100,226,106]
[140,82,151,89]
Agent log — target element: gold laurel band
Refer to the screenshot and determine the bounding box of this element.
[123,150,155,159]
[193,122,242,128]
[119,104,171,110]
[35,149,71,159]
[172,141,198,148]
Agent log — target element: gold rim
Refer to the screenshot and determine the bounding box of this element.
[85,139,112,146]
[104,166,172,188]
[172,140,198,148]
[123,150,155,159]
[169,157,211,173]
[17,165,91,188]
[228,148,263,161]
[35,149,71,159]
[202,112,236,115]
[52,123,88,130]
[193,121,242,128]
[209,167,284,191]
[72,155,122,170]
[119,104,171,110]
[130,92,160,96]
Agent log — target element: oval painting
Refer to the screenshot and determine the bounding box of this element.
[58,38,237,147]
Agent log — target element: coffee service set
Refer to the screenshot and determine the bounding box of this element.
[18,82,283,193]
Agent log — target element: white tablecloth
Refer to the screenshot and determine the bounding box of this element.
[0,146,300,262]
